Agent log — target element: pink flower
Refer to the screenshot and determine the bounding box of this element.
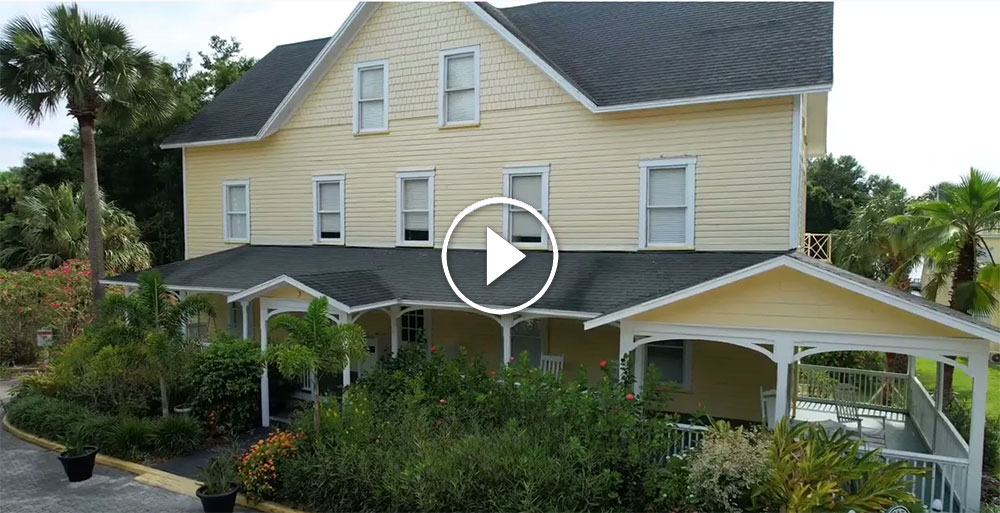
[17,307,24,313]
[50,302,61,308]
[439,398,447,404]
[32,270,41,277]
[509,356,515,362]
[429,345,437,353]
[599,360,608,368]
[489,371,497,376]
[626,393,635,401]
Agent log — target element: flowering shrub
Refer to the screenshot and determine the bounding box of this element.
[685,421,772,512]
[0,260,93,364]
[238,430,304,502]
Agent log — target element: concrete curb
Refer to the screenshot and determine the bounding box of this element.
[3,415,307,513]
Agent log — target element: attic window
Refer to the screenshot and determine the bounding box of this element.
[439,46,479,126]
[353,60,388,133]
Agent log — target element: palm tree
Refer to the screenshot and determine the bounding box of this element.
[101,272,213,417]
[267,297,368,431]
[904,168,1000,399]
[0,183,152,273]
[1,5,173,302]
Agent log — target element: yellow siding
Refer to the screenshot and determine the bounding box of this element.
[184,2,795,257]
[668,341,775,422]
[546,319,619,383]
[633,266,972,338]
[429,310,502,370]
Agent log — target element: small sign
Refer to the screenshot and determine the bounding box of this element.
[36,327,54,348]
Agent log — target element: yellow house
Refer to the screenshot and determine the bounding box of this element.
[103,3,996,510]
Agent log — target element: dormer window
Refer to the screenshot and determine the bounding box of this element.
[439,46,479,126]
[353,60,388,133]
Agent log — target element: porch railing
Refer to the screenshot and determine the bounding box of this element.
[908,376,969,460]
[671,423,708,454]
[797,364,909,413]
[802,233,832,261]
[880,448,969,513]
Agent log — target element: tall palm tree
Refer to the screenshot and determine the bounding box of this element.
[267,297,368,431]
[101,272,213,417]
[905,168,1000,399]
[0,183,152,273]
[1,5,173,302]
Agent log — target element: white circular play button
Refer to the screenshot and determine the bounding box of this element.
[441,197,559,315]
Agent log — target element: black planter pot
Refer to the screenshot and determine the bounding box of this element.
[196,486,238,513]
[57,446,98,482]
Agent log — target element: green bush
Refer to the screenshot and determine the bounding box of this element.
[266,345,683,511]
[6,394,205,461]
[945,397,1000,474]
[188,333,263,434]
[49,333,158,415]
[686,421,772,512]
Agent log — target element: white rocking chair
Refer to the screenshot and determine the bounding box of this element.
[833,383,887,448]
[540,354,565,375]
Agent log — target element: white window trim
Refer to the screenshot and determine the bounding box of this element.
[353,59,389,134]
[312,174,346,245]
[639,157,696,249]
[644,339,693,391]
[438,45,480,127]
[396,170,435,247]
[502,165,550,248]
[222,179,250,243]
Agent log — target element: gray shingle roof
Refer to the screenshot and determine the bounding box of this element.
[106,245,785,314]
[161,37,330,147]
[163,2,833,146]
[483,2,833,106]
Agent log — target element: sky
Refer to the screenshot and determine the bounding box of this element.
[1,0,998,197]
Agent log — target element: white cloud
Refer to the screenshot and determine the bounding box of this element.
[1,1,998,197]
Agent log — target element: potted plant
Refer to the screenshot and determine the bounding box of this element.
[195,446,240,513]
[57,426,99,482]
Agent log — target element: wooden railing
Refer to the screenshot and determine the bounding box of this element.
[797,364,909,412]
[802,233,832,261]
[881,448,969,512]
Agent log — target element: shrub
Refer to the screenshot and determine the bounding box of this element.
[108,416,155,460]
[5,393,96,441]
[238,430,304,502]
[152,415,204,457]
[686,421,772,513]
[801,350,886,371]
[0,260,93,365]
[188,333,263,434]
[945,398,1000,474]
[753,419,926,513]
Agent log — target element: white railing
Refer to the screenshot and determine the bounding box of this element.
[802,233,832,261]
[908,376,969,460]
[672,423,708,453]
[879,447,969,512]
[797,364,909,412]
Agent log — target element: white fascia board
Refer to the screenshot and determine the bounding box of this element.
[226,274,352,313]
[586,255,1000,344]
[589,84,832,113]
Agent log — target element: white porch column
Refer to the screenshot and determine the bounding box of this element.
[389,306,401,357]
[500,314,514,364]
[966,353,989,511]
[633,344,647,396]
[935,361,946,412]
[259,304,270,427]
[124,286,136,296]
[339,312,352,389]
[772,338,794,425]
[618,321,633,380]
[240,300,251,339]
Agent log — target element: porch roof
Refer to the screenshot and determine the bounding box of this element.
[104,244,784,315]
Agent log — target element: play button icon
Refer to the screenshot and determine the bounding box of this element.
[485,227,525,285]
[441,197,559,315]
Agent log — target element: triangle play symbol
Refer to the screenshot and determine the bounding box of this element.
[485,227,526,285]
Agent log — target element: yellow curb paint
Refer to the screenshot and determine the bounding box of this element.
[3,415,308,513]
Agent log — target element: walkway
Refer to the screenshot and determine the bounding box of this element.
[0,414,248,513]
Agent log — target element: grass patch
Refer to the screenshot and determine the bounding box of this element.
[915,357,1000,418]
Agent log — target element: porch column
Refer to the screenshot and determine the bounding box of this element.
[500,314,514,364]
[633,344,647,396]
[240,300,251,339]
[772,338,794,425]
[260,305,270,427]
[966,352,989,510]
[339,312,351,389]
[618,321,633,380]
[389,306,401,357]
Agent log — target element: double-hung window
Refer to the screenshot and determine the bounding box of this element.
[353,60,388,133]
[645,340,692,389]
[397,170,434,246]
[503,165,549,246]
[439,46,479,126]
[313,175,345,244]
[400,310,428,345]
[640,158,695,248]
[223,179,250,242]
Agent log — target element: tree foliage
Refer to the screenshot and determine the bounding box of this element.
[0,183,151,272]
[806,154,904,233]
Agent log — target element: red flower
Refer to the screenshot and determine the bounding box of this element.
[509,356,515,362]
[50,302,61,308]
[17,307,24,313]
[489,371,497,376]
[599,360,608,368]
[626,393,635,400]
[33,270,41,276]
[429,345,437,353]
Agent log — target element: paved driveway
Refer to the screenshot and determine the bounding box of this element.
[0,416,245,513]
